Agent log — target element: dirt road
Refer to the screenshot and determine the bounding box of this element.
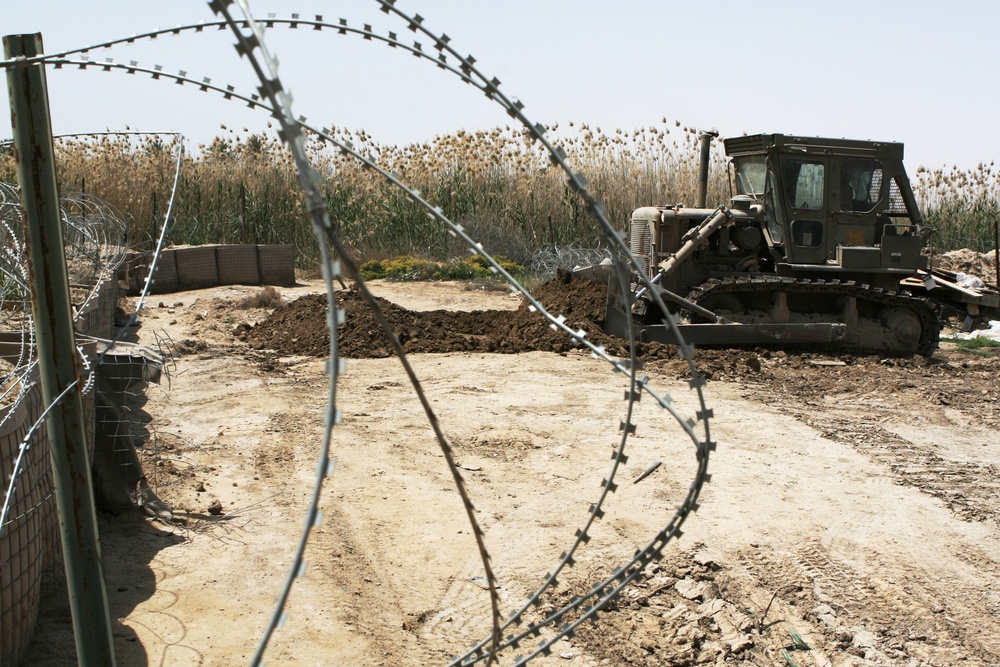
[25,278,1000,666]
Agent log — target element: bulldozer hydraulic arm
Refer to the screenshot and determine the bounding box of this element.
[656,207,733,278]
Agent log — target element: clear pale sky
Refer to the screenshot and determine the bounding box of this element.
[2,1,997,172]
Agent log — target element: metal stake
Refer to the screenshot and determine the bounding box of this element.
[151,190,158,252]
[993,218,999,290]
[4,32,117,667]
[241,181,247,244]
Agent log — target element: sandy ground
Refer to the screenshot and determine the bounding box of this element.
[23,278,1000,666]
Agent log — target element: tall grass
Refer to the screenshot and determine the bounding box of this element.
[1,124,995,267]
[913,162,1000,252]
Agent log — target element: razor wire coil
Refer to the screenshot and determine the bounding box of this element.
[0,6,715,665]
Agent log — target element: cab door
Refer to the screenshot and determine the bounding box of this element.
[780,157,829,264]
[831,158,885,253]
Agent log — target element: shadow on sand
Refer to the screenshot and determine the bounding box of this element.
[22,514,191,666]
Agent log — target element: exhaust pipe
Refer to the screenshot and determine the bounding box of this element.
[696,129,719,208]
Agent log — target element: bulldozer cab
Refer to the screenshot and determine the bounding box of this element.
[725,134,927,272]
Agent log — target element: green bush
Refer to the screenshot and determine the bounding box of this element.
[953,336,1000,357]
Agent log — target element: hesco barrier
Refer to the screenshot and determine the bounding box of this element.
[0,374,44,667]
[135,244,296,294]
[0,325,103,666]
[0,337,92,667]
[75,270,121,340]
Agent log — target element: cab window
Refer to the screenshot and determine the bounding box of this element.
[783,159,825,210]
[840,159,883,212]
[734,156,766,196]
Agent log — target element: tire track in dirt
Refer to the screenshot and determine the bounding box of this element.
[305,505,441,666]
[736,353,1000,529]
[787,413,999,526]
[739,537,1000,665]
[306,507,524,667]
[740,543,920,663]
[418,550,514,656]
[722,346,1000,662]
[872,532,1000,662]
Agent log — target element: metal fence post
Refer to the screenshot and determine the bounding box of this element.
[151,190,158,252]
[3,32,117,667]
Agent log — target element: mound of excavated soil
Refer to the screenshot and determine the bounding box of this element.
[933,248,999,280]
[239,272,679,361]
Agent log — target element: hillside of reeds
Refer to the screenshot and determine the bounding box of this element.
[0,122,996,268]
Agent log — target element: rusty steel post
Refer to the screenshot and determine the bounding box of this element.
[4,32,117,667]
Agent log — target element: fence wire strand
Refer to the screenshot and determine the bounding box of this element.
[202,4,714,665]
[1,5,716,664]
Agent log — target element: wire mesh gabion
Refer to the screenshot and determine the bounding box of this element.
[0,181,134,666]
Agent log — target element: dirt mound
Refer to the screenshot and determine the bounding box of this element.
[933,248,999,280]
[237,274,1000,428]
[240,272,678,360]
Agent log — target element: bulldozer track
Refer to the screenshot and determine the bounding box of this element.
[687,275,942,355]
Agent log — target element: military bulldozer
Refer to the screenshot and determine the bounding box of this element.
[591,132,1000,355]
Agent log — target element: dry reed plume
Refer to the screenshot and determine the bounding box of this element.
[0,123,995,266]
